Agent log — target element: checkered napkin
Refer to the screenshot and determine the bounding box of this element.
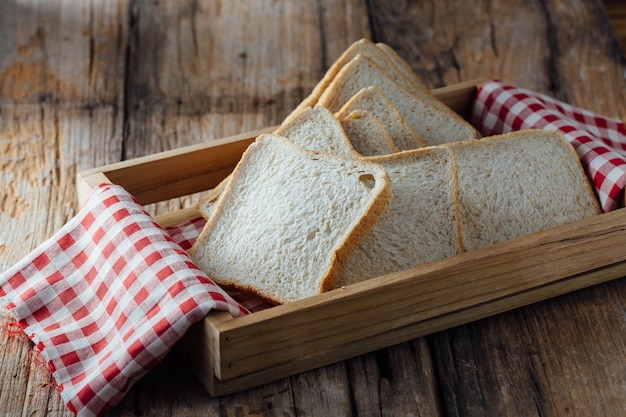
[0,183,248,417]
[472,80,626,212]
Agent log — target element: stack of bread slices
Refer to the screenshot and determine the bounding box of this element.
[188,39,601,304]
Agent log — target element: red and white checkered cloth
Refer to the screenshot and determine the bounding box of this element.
[0,184,249,417]
[472,80,626,212]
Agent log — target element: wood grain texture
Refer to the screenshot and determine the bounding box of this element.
[370,0,626,119]
[123,0,322,157]
[346,339,443,417]
[604,0,626,52]
[0,1,128,416]
[1,0,626,416]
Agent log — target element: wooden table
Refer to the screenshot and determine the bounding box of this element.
[1,1,625,415]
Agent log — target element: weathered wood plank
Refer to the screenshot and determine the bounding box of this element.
[370,0,626,117]
[369,0,553,90]
[0,1,128,416]
[540,0,626,118]
[346,339,443,417]
[289,363,352,416]
[604,0,626,52]
[318,0,372,66]
[0,0,127,106]
[213,376,295,417]
[432,283,626,416]
[122,0,324,159]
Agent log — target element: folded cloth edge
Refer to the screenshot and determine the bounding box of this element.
[0,183,247,417]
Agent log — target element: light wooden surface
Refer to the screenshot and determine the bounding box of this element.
[1,1,626,416]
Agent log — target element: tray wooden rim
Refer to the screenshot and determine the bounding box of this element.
[76,78,626,396]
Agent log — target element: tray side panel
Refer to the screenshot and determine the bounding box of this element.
[209,209,626,383]
[204,260,626,396]
[76,127,274,206]
[429,78,483,120]
[103,136,255,206]
[76,172,113,206]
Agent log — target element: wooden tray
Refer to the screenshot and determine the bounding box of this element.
[76,79,626,397]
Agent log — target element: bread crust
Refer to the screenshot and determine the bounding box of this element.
[195,176,231,219]
[339,109,400,156]
[317,54,480,144]
[335,86,428,149]
[446,130,602,251]
[190,41,601,304]
[189,134,392,304]
[286,38,438,123]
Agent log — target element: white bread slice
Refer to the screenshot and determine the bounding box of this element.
[339,110,400,156]
[188,134,392,304]
[274,105,360,158]
[289,38,434,119]
[335,146,462,287]
[448,130,602,252]
[317,54,480,145]
[196,177,229,219]
[376,42,431,94]
[197,106,359,220]
[375,42,458,117]
[335,86,427,150]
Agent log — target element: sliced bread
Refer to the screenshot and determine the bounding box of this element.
[288,38,434,120]
[188,134,392,304]
[317,54,480,145]
[375,42,431,94]
[448,130,602,252]
[335,146,462,287]
[375,42,456,115]
[274,105,360,158]
[197,106,359,220]
[335,86,427,150]
[339,110,400,156]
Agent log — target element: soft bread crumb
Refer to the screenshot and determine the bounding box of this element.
[336,86,427,150]
[336,146,462,286]
[317,54,480,145]
[449,130,602,251]
[189,134,392,304]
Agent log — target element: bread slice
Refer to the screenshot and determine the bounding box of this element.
[196,177,230,219]
[375,42,457,116]
[448,130,602,252]
[274,105,360,158]
[317,54,480,145]
[376,42,430,94]
[288,38,433,120]
[188,134,392,304]
[335,146,462,287]
[339,110,400,156]
[335,86,427,150]
[197,106,359,220]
